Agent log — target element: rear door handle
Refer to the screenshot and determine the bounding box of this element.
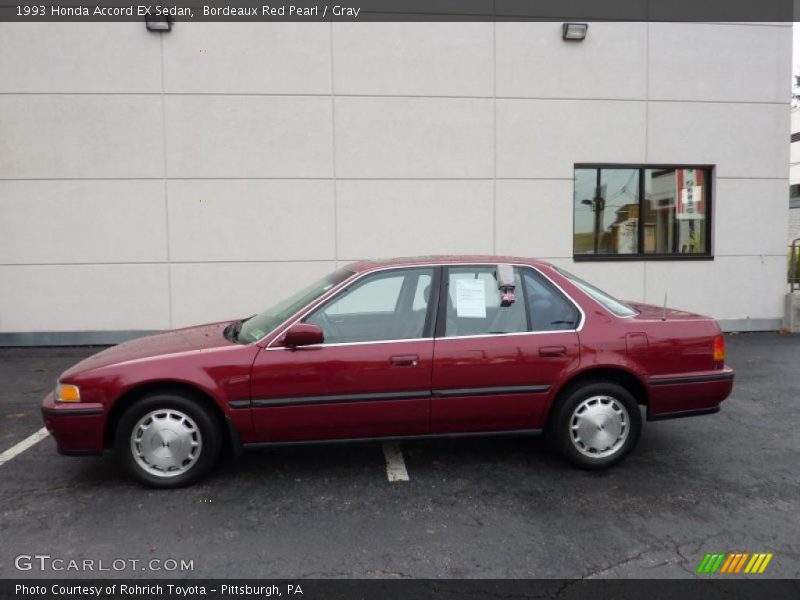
[539,345,567,357]
[390,354,419,367]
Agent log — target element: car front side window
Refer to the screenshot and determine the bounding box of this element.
[305,268,434,344]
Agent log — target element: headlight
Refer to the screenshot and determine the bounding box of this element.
[55,383,81,403]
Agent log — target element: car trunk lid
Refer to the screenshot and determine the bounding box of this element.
[626,301,712,322]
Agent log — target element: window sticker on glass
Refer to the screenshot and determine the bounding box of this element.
[455,278,487,318]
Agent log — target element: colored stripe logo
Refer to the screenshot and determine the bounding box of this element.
[696,552,773,574]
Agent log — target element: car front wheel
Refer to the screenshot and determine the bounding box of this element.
[550,381,642,469]
[115,393,222,488]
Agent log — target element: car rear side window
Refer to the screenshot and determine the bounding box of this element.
[443,266,529,337]
[522,269,581,331]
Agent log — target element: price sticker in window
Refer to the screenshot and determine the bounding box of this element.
[455,278,487,318]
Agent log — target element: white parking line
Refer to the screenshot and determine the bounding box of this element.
[0,428,49,467]
[382,443,409,482]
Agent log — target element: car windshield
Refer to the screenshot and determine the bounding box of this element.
[554,266,638,317]
[237,268,354,344]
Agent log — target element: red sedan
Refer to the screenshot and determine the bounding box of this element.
[42,256,734,487]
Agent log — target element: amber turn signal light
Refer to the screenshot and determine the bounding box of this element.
[56,383,81,403]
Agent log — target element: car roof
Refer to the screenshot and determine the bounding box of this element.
[344,255,554,273]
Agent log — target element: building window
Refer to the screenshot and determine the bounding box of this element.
[574,165,712,260]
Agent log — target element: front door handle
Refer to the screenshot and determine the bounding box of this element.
[390,354,419,367]
[539,345,567,357]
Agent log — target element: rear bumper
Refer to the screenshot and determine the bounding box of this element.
[41,392,106,455]
[646,368,734,421]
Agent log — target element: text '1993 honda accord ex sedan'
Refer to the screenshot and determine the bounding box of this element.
[42,256,734,487]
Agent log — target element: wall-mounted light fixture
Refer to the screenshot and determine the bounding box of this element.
[145,13,172,32]
[562,23,588,41]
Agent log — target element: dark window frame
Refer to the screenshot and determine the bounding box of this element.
[573,163,714,262]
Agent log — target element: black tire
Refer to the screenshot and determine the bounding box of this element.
[114,392,222,488]
[549,380,642,470]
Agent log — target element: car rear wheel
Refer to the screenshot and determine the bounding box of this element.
[115,393,222,488]
[550,381,642,469]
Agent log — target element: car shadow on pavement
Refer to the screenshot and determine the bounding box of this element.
[44,411,708,498]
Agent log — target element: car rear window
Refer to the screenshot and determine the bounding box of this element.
[553,266,638,317]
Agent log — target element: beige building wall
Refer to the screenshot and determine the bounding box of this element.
[0,22,792,341]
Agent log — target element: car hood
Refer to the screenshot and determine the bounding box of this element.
[625,301,710,321]
[61,321,235,377]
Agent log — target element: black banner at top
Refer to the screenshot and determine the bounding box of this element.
[0,0,796,22]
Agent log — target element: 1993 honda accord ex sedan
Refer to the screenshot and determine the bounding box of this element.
[42,256,734,487]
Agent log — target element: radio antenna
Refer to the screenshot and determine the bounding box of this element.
[662,292,668,321]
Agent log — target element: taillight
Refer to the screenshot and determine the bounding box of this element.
[713,335,725,366]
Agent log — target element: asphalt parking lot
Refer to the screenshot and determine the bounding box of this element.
[0,332,798,579]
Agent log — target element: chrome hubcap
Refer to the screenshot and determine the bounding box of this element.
[569,395,629,458]
[131,409,202,477]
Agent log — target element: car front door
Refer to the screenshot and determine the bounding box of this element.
[249,267,438,442]
[431,265,581,433]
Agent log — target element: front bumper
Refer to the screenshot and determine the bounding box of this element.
[646,367,735,421]
[41,392,106,455]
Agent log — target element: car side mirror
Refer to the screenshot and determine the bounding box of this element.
[280,323,324,348]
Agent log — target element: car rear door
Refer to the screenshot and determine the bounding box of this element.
[249,266,438,442]
[430,265,581,433]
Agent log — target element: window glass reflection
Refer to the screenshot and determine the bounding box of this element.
[643,168,708,254]
[574,168,640,255]
[573,166,711,258]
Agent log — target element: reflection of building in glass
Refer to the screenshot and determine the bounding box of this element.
[644,169,706,254]
[575,167,708,257]
[574,168,640,255]
[608,203,639,254]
